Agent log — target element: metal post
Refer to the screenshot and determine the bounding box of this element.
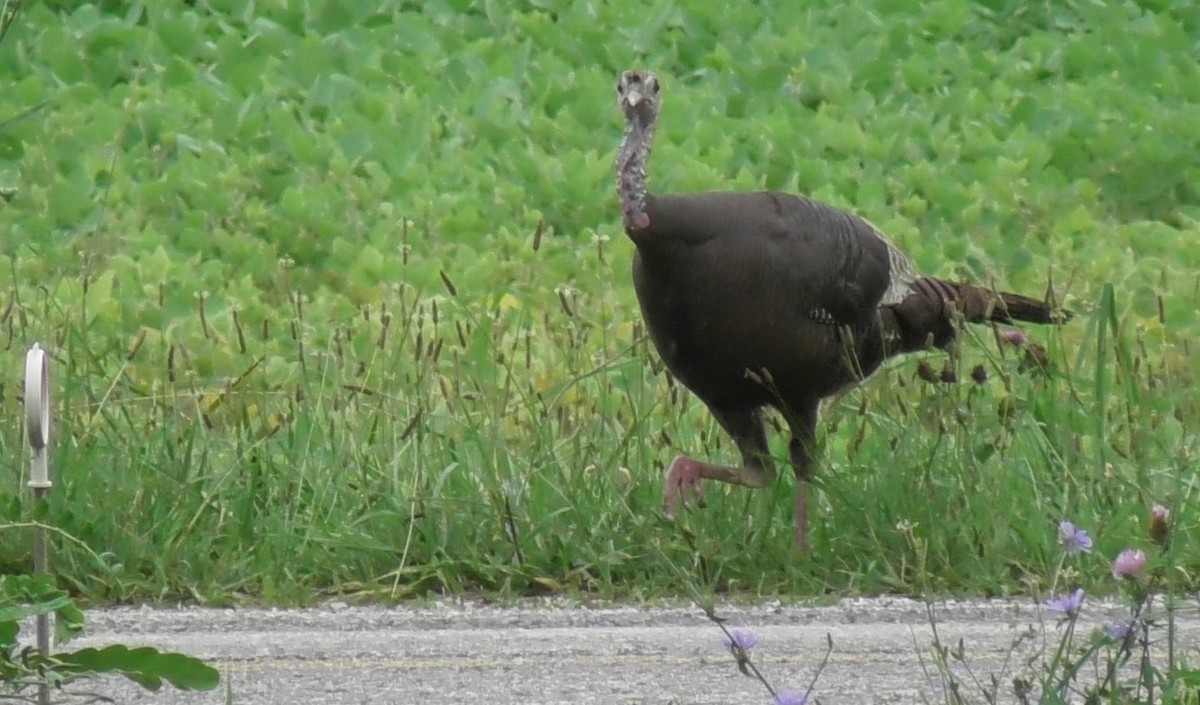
[24,343,51,705]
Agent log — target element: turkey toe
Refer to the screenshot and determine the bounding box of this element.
[664,455,705,517]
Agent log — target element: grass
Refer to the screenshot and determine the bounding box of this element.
[0,0,1197,604]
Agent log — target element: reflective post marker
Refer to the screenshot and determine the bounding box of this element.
[25,343,50,485]
[24,343,51,705]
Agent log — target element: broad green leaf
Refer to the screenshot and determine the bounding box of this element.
[57,645,220,692]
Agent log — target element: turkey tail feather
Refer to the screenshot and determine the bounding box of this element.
[925,277,1071,325]
[989,290,1071,324]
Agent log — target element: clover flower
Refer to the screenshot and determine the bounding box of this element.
[999,329,1029,346]
[1112,549,1147,580]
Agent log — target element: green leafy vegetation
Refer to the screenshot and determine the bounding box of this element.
[1,573,219,698]
[0,1,1197,603]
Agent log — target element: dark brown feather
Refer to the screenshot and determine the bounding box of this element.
[628,189,1066,413]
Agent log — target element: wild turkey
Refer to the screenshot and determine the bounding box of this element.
[614,70,1069,552]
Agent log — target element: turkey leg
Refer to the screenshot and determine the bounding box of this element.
[663,406,776,516]
[787,402,820,554]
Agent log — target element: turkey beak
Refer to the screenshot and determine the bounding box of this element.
[624,89,645,108]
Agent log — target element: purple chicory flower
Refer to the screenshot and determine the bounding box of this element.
[1105,621,1134,640]
[1112,549,1148,580]
[1058,521,1093,554]
[773,690,810,705]
[722,629,759,653]
[1044,588,1085,617]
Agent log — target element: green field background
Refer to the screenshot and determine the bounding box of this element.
[1,1,1197,603]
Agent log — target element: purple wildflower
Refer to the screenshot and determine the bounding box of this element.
[1112,549,1147,580]
[1000,329,1028,346]
[1058,521,1093,554]
[1104,621,1134,640]
[1043,588,1085,617]
[722,629,759,653]
[773,690,810,705]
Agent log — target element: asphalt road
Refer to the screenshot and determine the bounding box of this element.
[45,597,1197,704]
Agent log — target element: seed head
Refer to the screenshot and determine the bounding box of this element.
[1149,504,1170,547]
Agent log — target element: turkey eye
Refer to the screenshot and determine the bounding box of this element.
[650,80,660,94]
[616,82,624,94]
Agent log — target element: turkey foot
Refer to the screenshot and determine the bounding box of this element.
[663,454,774,519]
[664,455,705,518]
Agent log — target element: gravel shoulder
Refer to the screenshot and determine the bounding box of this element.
[44,597,1196,704]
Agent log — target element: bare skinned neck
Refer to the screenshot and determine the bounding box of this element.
[616,117,654,231]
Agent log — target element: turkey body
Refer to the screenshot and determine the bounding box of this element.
[631,191,899,417]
